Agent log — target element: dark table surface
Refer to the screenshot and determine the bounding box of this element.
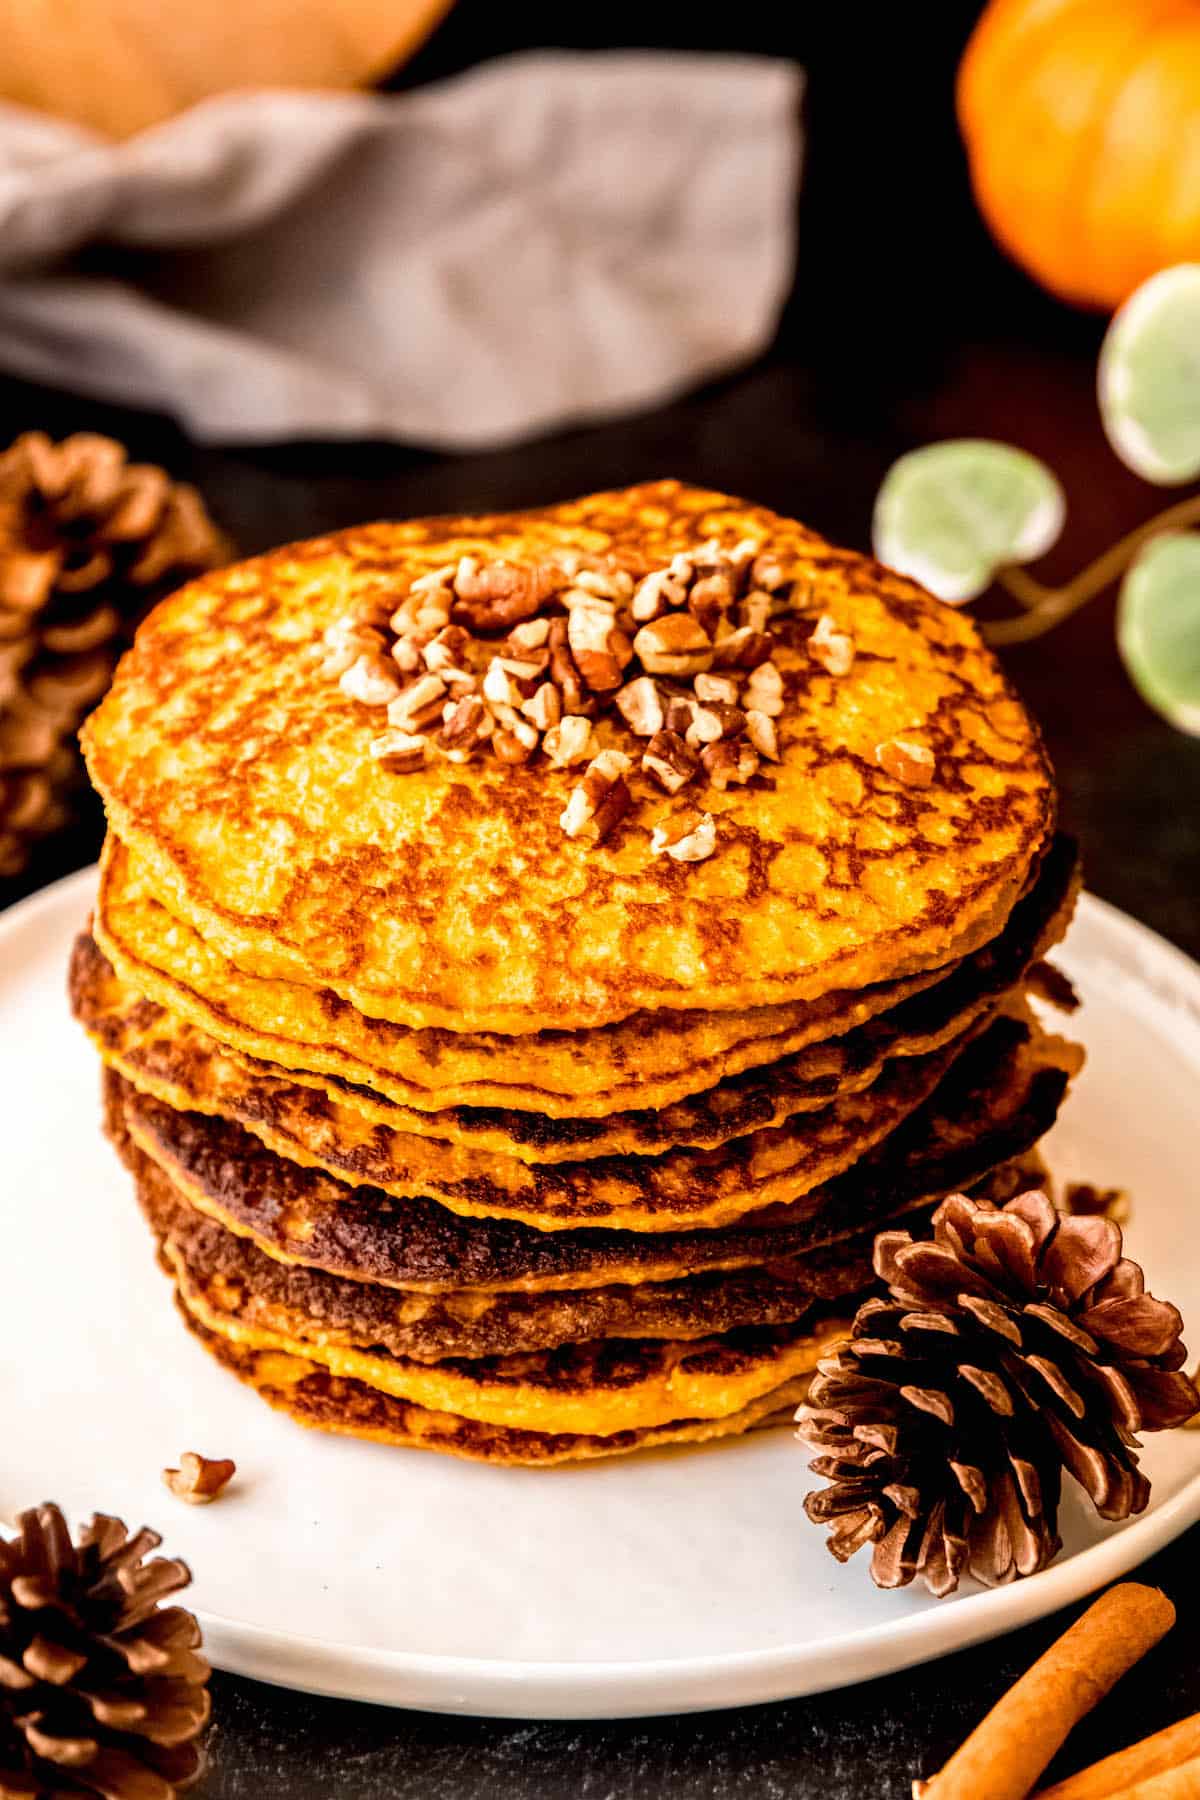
[4,5,1200,1795]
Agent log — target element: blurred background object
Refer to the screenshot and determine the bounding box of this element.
[958,0,1200,310]
[0,0,453,137]
[0,55,800,448]
[0,431,229,876]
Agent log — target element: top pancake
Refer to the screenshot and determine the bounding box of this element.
[82,481,1055,1034]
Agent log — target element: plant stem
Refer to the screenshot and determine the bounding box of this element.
[984,491,1200,645]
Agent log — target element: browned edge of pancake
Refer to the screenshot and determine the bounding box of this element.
[133,1142,908,1361]
[106,1010,1082,1294]
[75,834,1080,1165]
[177,1306,818,1466]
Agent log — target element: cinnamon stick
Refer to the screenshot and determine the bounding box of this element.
[1034,1717,1200,1799]
[918,1584,1176,1800]
[1106,1754,1200,1798]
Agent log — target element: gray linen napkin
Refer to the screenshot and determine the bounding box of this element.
[0,52,802,448]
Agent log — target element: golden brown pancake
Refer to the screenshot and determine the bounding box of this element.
[178,1313,815,1465]
[79,835,1079,1161]
[141,1148,1047,1363]
[135,1144,903,1361]
[82,480,1055,1033]
[109,1013,1082,1295]
[96,835,963,1119]
[117,1027,971,1234]
[171,1271,841,1434]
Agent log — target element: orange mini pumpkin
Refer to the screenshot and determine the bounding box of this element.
[957,0,1200,310]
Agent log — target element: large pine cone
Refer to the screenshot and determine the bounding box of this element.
[0,1504,209,1798]
[0,432,231,878]
[797,1191,1198,1596]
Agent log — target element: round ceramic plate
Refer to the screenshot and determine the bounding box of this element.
[3,868,1200,1719]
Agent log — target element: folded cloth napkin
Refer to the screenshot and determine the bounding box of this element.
[0,52,802,449]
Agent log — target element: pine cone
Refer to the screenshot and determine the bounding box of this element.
[0,432,232,878]
[0,1503,210,1798]
[797,1191,1198,1597]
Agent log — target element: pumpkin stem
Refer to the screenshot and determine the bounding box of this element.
[984,491,1200,645]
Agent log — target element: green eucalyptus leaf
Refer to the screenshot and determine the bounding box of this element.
[1099,264,1200,486]
[872,439,1065,604]
[1118,532,1200,735]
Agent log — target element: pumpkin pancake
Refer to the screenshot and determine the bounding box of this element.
[134,1142,910,1361]
[177,1314,814,1465]
[171,1261,842,1434]
[81,835,1079,1160]
[96,836,963,1119]
[200,1302,844,1439]
[82,480,1054,1034]
[117,1027,972,1234]
[136,1145,1048,1363]
[110,1012,1082,1294]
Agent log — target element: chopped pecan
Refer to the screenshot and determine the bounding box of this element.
[332,531,803,862]
[482,658,523,707]
[687,567,737,635]
[642,728,699,794]
[489,705,540,763]
[162,1452,236,1505]
[321,615,387,676]
[391,588,452,642]
[547,618,590,714]
[409,565,457,595]
[543,713,593,768]
[560,748,633,840]
[591,774,631,840]
[615,675,664,737]
[875,736,935,787]
[508,617,551,650]
[414,595,453,636]
[493,724,538,764]
[743,660,784,717]
[571,565,633,601]
[750,552,790,592]
[664,695,697,737]
[423,624,471,674]
[712,624,773,670]
[567,598,617,653]
[575,649,627,692]
[496,647,550,682]
[631,567,688,622]
[807,612,855,678]
[452,558,559,630]
[694,671,740,705]
[711,703,747,740]
[745,708,780,761]
[522,681,562,731]
[701,739,760,789]
[684,704,726,748]
[437,694,492,761]
[568,603,632,691]
[651,810,717,861]
[370,728,428,772]
[633,613,713,677]
[340,655,403,707]
[387,672,447,731]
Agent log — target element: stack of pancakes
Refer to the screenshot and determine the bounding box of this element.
[73,481,1082,1466]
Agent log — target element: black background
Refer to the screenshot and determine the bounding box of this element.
[4,3,1200,1793]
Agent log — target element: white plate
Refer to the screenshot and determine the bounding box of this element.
[3,868,1200,1719]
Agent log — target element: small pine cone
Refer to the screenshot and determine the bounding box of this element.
[0,1503,210,1798]
[797,1191,1198,1597]
[0,432,231,877]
